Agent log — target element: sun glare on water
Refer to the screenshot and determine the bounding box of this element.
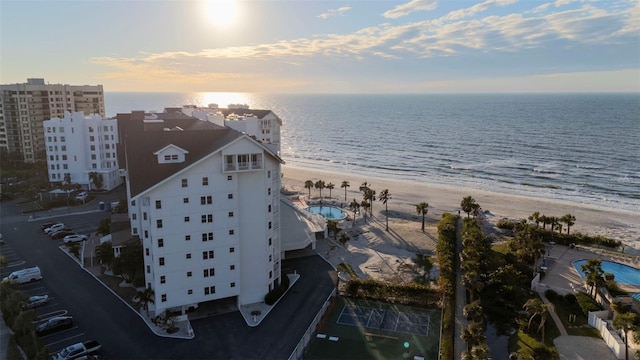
[205,0,239,27]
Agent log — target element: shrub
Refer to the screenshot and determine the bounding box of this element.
[264,275,291,305]
[496,218,518,230]
[545,289,559,301]
[575,292,602,314]
[564,293,577,305]
[343,278,440,307]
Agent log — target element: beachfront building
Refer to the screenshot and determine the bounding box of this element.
[43,111,122,191]
[181,104,282,155]
[122,115,284,316]
[0,78,104,163]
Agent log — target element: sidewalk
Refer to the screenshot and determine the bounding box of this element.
[539,291,568,336]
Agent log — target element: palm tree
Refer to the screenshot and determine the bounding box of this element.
[304,180,314,198]
[360,200,369,223]
[349,198,360,226]
[613,307,639,360]
[460,196,478,218]
[327,220,339,240]
[462,270,484,301]
[341,181,350,201]
[326,182,335,199]
[89,171,103,191]
[378,189,391,231]
[523,298,547,336]
[365,188,376,216]
[95,241,114,271]
[416,202,429,231]
[528,211,541,227]
[581,259,604,297]
[134,288,155,312]
[314,180,326,199]
[539,214,549,230]
[561,213,576,234]
[463,302,483,322]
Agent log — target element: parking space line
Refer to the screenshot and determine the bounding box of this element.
[45,332,85,348]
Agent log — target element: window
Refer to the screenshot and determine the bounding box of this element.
[143,212,147,220]
[227,175,233,181]
[228,193,233,199]
[159,257,165,266]
[201,214,213,223]
[201,196,212,205]
[133,213,138,220]
[91,154,96,160]
[185,235,191,241]
[158,239,164,248]
[145,248,149,256]
[184,216,190,222]
[230,265,235,270]
[155,200,161,209]
[131,200,136,206]
[269,271,272,279]
[181,179,188,188]
[268,221,272,229]
[89,136,95,141]
[267,170,271,178]
[230,247,235,253]
[186,253,191,259]
[161,294,167,302]
[160,276,166,284]
[157,219,163,228]
[268,205,272,213]
[268,188,271,196]
[144,230,148,238]
[164,155,171,161]
[202,232,213,241]
[204,286,216,295]
[204,268,215,277]
[183,197,189,204]
[187,271,192,277]
[203,250,214,260]
[269,238,272,246]
[202,177,209,186]
[229,229,234,235]
[188,289,193,295]
[228,212,234,217]
[230,282,236,288]
[269,255,272,262]
[146,265,150,273]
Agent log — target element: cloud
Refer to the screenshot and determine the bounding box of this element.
[318,6,351,19]
[383,0,437,19]
[442,0,517,21]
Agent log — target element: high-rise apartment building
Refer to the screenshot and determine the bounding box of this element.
[43,112,122,191]
[0,78,104,162]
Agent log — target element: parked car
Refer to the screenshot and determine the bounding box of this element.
[49,228,72,238]
[2,266,43,284]
[36,316,73,336]
[51,339,100,360]
[21,295,49,309]
[44,223,66,235]
[41,221,57,231]
[51,230,75,240]
[63,234,88,244]
[75,192,88,201]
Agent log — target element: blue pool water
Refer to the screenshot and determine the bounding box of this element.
[573,260,640,285]
[305,206,347,220]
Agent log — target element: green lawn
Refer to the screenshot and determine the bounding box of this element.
[305,297,441,360]
[551,297,601,337]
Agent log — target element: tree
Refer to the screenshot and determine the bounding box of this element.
[613,308,639,360]
[416,202,429,231]
[528,212,541,227]
[89,171,103,191]
[116,240,144,283]
[341,181,350,201]
[360,200,369,223]
[561,213,576,235]
[314,180,326,199]
[539,215,549,230]
[461,196,478,218]
[462,270,484,302]
[326,182,335,199]
[523,298,547,335]
[349,198,360,226]
[95,241,114,271]
[134,287,155,312]
[581,259,604,297]
[0,255,6,269]
[67,242,81,259]
[327,220,339,240]
[463,301,483,322]
[378,189,391,231]
[304,180,314,198]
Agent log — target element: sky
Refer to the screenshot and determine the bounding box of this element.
[1,0,639,93]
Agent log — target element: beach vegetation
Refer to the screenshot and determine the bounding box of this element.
[341,180,350,201]
[304,180,314,198]
[378,188,391,231]
[416,202,429,231]
[580,259,604,297]
[314,180,326,198]
[326,182,335,199]
[349,199,360,225]
[560,213,576,234]
[359,182,375,216]
[436,212,458,360]
[611,303,639,360]
[327,220,339,240]
[575,292,602,314]
[343,278,440,307]
[460,196,479,218]
[360,200,369,223]
[528,212,541,227]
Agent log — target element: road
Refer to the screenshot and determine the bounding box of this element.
[1,197,337,359]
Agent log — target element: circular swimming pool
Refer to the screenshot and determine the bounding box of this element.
[305,206,347,220]
[573,259,640,285]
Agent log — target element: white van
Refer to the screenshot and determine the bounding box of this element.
[3,266,42,284]
[75,192,88,201]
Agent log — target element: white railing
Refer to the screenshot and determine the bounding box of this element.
[288,288,336,360]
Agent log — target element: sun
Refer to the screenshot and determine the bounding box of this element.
[205,0,239,27]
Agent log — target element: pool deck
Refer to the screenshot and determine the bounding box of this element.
[539,243,640,295]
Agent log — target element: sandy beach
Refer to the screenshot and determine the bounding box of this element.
[281,165,640,281]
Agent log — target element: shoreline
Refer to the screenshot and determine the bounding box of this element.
[281,165,640,249]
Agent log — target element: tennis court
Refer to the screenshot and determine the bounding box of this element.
[337,304,431,336]
[305,297,441,360]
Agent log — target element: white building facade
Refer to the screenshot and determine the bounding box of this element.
[43,111,122,191]
[0,78,104,162]
[125,128,283,316]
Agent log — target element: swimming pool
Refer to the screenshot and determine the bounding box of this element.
[305,206,347,220]
[573,259,640,285]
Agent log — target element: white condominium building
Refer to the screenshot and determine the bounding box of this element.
[43,112,122,191]
[123,121,284,316]
[0,78,104,163]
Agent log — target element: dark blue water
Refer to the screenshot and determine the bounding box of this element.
[105,92,640,212]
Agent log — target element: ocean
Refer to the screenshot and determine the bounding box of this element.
[105,92,640,213]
